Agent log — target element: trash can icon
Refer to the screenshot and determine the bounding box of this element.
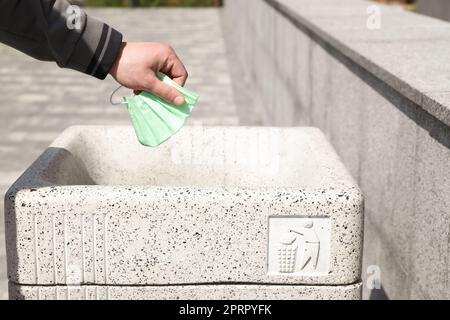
[277,234,298,273]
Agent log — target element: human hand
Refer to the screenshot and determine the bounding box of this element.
[109,42,188,106]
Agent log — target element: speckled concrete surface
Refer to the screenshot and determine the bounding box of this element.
[10,283,362,300]
[6,126,363,299]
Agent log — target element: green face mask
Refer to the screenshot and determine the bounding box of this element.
[123,73,199,148]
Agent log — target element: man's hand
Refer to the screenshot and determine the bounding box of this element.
[109,42,188,106]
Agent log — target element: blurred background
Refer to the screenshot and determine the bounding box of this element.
[70,0,222,6]
[373,0,415,8]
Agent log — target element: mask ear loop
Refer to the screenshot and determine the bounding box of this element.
[110,85,128,106]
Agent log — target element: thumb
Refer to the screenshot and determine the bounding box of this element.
[145,76,185,106]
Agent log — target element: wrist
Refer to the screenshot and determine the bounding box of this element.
[110,42,127,78]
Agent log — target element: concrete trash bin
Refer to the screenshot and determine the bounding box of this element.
[5,126,364,300]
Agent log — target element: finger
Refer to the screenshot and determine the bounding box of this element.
[162,53,188,86]
[145,77,185,106]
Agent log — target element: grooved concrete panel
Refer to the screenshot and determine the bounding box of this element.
[5,126,363,299]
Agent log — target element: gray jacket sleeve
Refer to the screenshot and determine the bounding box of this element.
[0,0,123,79]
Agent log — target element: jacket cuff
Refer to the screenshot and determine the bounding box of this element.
[66,15,123,80]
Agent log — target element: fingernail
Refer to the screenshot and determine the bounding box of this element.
[174,96,185,106]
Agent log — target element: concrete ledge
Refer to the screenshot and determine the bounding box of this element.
[264,0,450,127]
[9,283,362,300]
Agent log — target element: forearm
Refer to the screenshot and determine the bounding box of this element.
[0,0,123,79]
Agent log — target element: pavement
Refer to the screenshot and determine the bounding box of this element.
[0,8,255,300]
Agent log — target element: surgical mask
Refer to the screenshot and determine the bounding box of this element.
[111,72,199,147]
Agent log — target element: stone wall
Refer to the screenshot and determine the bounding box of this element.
[222,0,450,299]
[416,0,450,22]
